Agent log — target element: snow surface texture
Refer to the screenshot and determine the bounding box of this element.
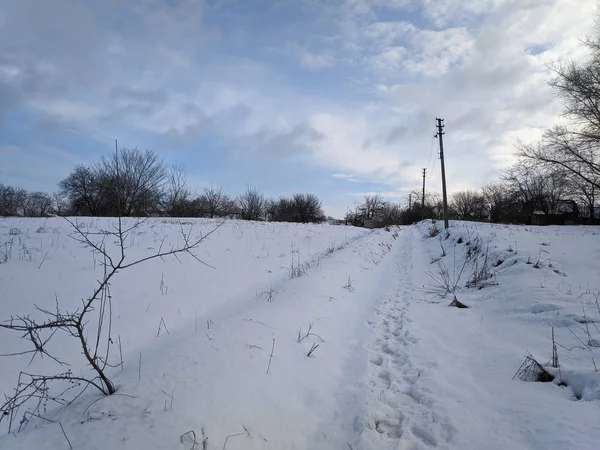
[1,218,600,449]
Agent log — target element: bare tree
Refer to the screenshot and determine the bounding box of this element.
[267,194,325,223]
[236,186,264,221]
[376,201,402,226]
[503,160,572,222]
[291,193,325,223]
[482,183,511,223]
[518,27,600,190]
[52,192,69,217]
[22,192,54,217]
[162,165,191,217]
[518,131,600,192]
[0,184,25,216]
[198,186,232,218]
[98,147,167,216]
[567,168,598,219]
[0,217,222,432]
[357,193,386,221]
[59,165,106,216]
[450,190,487,221]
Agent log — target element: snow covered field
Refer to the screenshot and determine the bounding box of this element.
[1,217,600,449]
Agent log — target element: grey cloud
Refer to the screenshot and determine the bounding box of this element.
[253,123,326,159]
[163,113,213,147]
[0,0,207,126]
[101,103,163,123]
[0,81,19,122]
[162,103,253,147]
[110,86,168,104]
[385,125,410,145]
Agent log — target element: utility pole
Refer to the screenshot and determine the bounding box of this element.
[421,168,426,220]
[408,193,412,211]
[435,118,449,229]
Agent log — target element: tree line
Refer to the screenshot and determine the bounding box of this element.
[0,148,325,223]
[347,156,597,228]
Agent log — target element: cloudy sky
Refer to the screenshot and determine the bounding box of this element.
[0,0,597,217]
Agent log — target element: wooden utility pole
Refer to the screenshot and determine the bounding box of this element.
[408,193,412,211]
[435,118,449,229]
[421,168,426,220]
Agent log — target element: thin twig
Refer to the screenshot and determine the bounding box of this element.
[266,338,275,374]
[59,422,73,450]
[118,335,123,371]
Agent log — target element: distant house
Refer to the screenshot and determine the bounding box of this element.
[531,199,580,225]
[556,200,579,216]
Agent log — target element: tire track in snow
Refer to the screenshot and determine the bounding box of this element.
[358,227,455,450]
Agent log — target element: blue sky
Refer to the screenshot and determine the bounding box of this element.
[0,0,596,217]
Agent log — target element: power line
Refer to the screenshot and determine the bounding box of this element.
[426,124,437,173]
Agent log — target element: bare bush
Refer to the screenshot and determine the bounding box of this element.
[424,249,469,298]
[257,286,279,303]
[197,186,233,218]
[342,276,355,293]
[236,186,264,221]
[513,353,555,383]
[297,322,324,343]
[162,165,192,217]
[0,218,222,432]
[450,190,487,221]
[267,193,325,223]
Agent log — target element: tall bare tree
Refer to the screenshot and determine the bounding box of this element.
[519,27,600,191]
[357,193,386,221]
[98,147,167,216]
[503,161,571,219]
[482,183,511,223]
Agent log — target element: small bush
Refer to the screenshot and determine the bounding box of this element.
[513,354,555,383]
[449,296,468,308]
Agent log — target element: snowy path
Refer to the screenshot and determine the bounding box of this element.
[358,228,455,449]
[317,226,456,450]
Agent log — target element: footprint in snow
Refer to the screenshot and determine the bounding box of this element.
[370,356,383,366]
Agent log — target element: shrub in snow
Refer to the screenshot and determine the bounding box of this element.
[513,354,555,383]
[0,218,222,433]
